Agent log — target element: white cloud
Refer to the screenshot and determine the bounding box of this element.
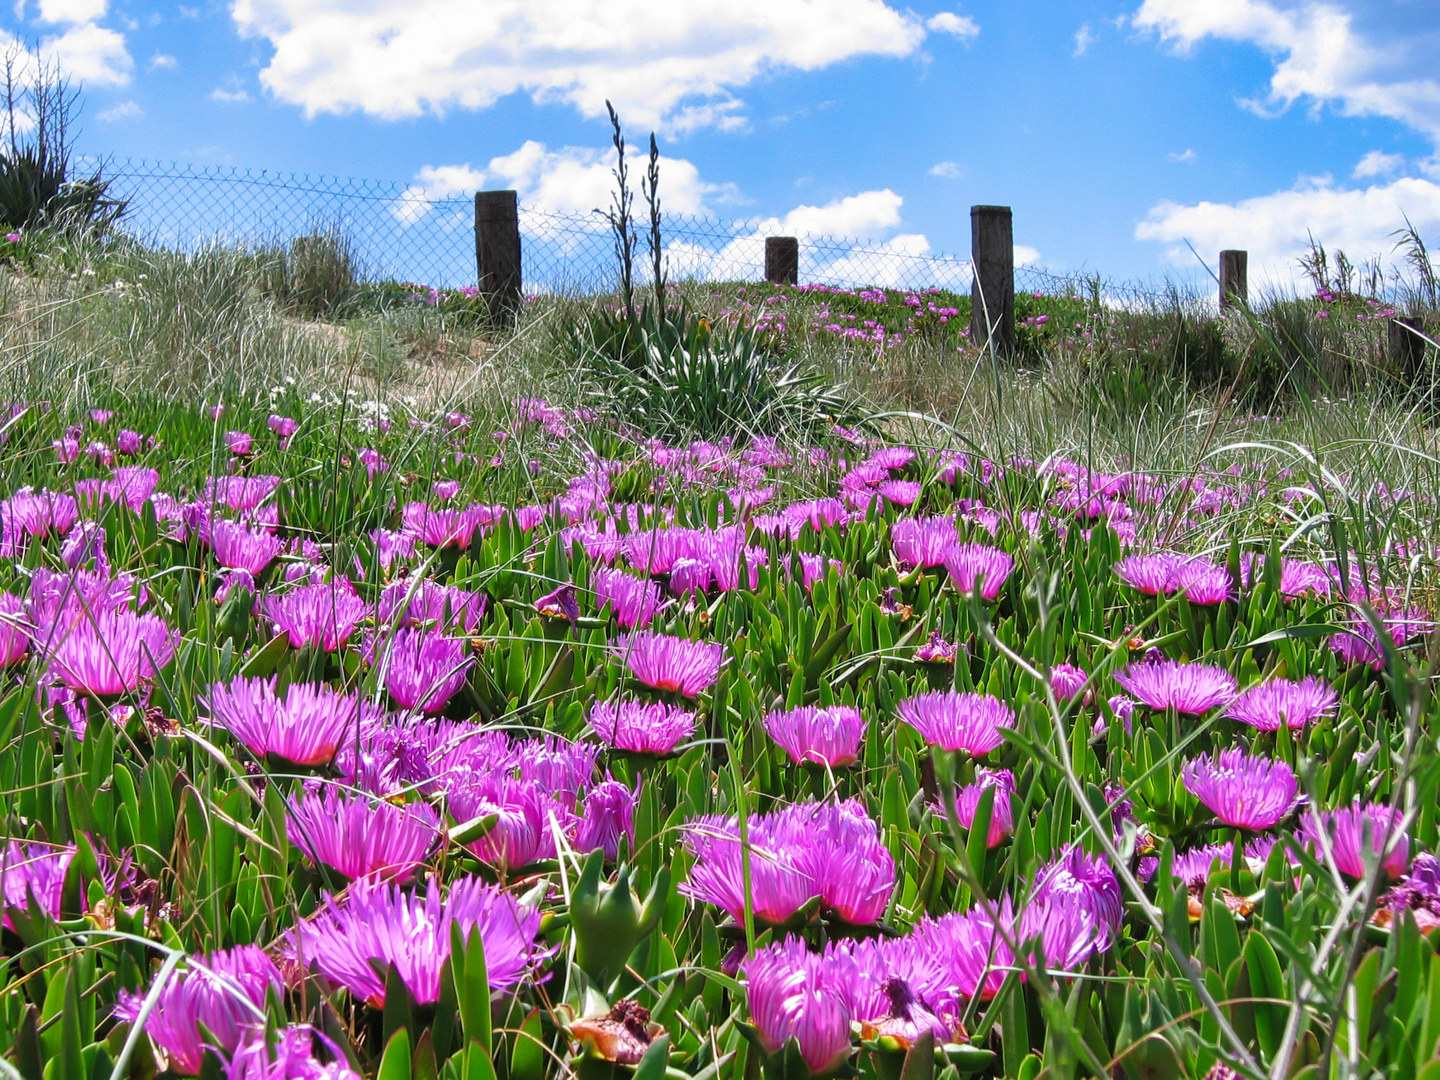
[211,86,250,103]
[1132,0,1440,145]
[148,51,177,70]
[42,22,130,85]
[97,98,140,120]
[1014,244,1041,266]
[1168,148,1198,164]
[1353,149,1404,178]
[928,160,964,178]
[37,0,105,24]
[763,189,904,239]
[1135,173,1440,282]
[230,0,929,130]
[926,12,978,42]
[390,163,487,224]
[1074,23,1095,56]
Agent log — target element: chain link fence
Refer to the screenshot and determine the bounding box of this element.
[100,157,1139,301]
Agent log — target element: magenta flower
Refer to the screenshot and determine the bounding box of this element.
[206,676,375,767]
[763,705,867,767]
[682,800,894,926]
[616,630,725,697]
[0,841,73,928]
[379,629,473,714]
[116,429,143,455]
[293,877,547,1007]
[1049,662,1089,702]
[225,1026,361,1080]
[896,691,1012,755]
[1225,675,1339,731]
[286,788,439,882]
[447,774,555,870]
[268,414,298,438]
[1021,847,1123,969]
[910,906,1011,1002]
[941,543,1015,599]
[574,778,639,861]
[211,519,283,576]
[796,552,844,592]
[915,630,958,663]
[378,578,486,634]
[1182,749,1300,830]
[263,582,366,651]
[592,568,665,629]
[48,609,177,696]
[587,699,697,755]
[1303,801,1409,879]
[113,947,281,1075]
[401,501,485,548]
[743,939,854,1077]
[226,431,253,455]
[1114,553,1186,595]
[0,592,28,666]
[207,475,281,511]
[534,583,580,622]
[940,768,1015,848]
[1114,659,1237,714]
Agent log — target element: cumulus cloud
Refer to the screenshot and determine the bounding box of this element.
[1353,149,1404,178]
[42,22,130,85]
[1135,173,1440,282]
[36,0,105,24]
[1132,0,1440,145]
[96,98,140,120]
[231,0,929,130]
[928,160,964,178]
[1014,245,1041,266]
[762,189,904,239]
[926,12,978,41]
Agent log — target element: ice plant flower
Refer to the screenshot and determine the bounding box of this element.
[263,582,366,651]
[915,630,957,663]
[286,788,439,883]
[48,609,178,697]
[941,543,1015,599]
[587,699,697,755]
[1182,750,1300,830]
[378,578,486,634]
[616,631,725,697]
[447,774,555,870]
[206,676,374,767]
[682,800,894,926]
[379,629,473,714]
[1303,801,1409,879]
[211,519,283,576]
[1114,659,1237,715]
[896,691,1012,755]
[0,841,73,928]
[225,1026,361,1080]
[939,768,1015,847]
[534,583,580,622]
[592,568,665,629]
[763,705,867,767]
[1225,676,1339,731]
[401,501,485,548]
[1021,847,1123,969]
[293,877,546,1007]
[1049,662,1089,702]
[113,947,282,1075]
[573,777,639,861]
[743,939,854,1077]
[226,431,253,455]
[0,592,28,666]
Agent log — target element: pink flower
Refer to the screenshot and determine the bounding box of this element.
[615,630,725,697]
[896,691,1012,755]
[226,431,253,455]
[763,705,867,767]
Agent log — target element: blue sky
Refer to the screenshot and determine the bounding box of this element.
[10,0,1440,286]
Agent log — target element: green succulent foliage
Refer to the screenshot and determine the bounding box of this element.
[564,302,871,444]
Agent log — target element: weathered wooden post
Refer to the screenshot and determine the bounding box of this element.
[969,205,1014,356]
[1390,316,1427,383]
[1219,249,1248,310]
[765,236,799,285]
[474,190,522,322]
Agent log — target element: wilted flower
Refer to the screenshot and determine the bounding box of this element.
[941,543,1015,599]
[113,947,282,1075]
[1225,676,1339,731]
[616,631,725,697]
[915,630,958,663]
[1182,749,1300,830]
[293,877,547,1007]
[587,699,697,755]
[763,705,867,768]
[286,788,439,882]
[896,691,1012,755]
[1114,659,1237,715]
[206,676,375,767]
[534,583,580,622]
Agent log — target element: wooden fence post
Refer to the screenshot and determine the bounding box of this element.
[765,237,799,285]
[474,190,522,322]
[1219,249,1248,310]
[969,205,1014,356]
[1389,316,1427,382]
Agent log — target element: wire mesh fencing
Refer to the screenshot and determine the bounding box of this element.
[98,157,1160,303]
